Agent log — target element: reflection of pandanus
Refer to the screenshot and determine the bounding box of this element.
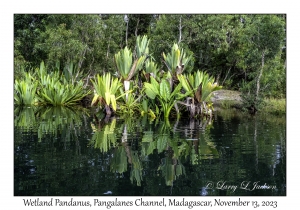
[183,119,199,155]
[105,104,112,117]
[96,119,104,130]
[129,151,143,186]
[193,141,199,155]
[122,142,132,164]
[130,168,143,186]
[165,146,175,162]
[158,157,174,186]
[93,113,111,130]
[121,125,128,143]
[75,141,81,155]
[191,119,200,155]
[188,98,196,117]
[208,116,212,125]
[189,118,195,130]
[110,146,128,174]
[121,124,132,164]
[185,118,196,139]
[160,146,186,186]
[165,146,176,165]
[199,116,212,130]
[159,156,185,186]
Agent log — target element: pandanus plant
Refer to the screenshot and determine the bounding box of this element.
[118,85,142,116]
[37,76,89,106]
[177,70,222,117]
[14,72,39,105]
[143,59,160,82]
[158,156,186,186]
[114,35,150,101]
[91,73,123,116]
[90,118,117,153]
[36,61,90,106]
[143,76,184,120]
[162,43,193,89]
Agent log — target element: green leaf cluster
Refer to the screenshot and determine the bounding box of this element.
[91,73,122,111]
[114,35,149,81]
[38,78,89,106]
[144,77,182,119]
[90,118,117,153]
[14,61,90,106]
[162,43,193,76]
[178,70,222,102]
[14,72,38,105]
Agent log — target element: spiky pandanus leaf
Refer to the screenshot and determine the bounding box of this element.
[144,59,159,79]
[34,61,90,106]
[110,94,117,112]
[114,47,133,79]
[159,79,171,102]
[143,76,160,99]
[177,74,192,94]
[136,35,150,57]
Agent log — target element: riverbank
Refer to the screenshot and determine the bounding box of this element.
[211,90,243,109]
[211,90,286,115]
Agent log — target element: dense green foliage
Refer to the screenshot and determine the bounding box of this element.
[91,73,123,114]
[14,72,38,105]
[14,14,286,113]
[14,61,91,106]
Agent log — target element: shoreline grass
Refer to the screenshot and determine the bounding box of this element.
[260,98,286,115]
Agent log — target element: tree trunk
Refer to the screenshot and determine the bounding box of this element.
[178,16,183,44]
[135,18,140,37]
[125,21,129,46]
[255,50,265,102]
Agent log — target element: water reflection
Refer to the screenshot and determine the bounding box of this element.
[89,116,222,187]
[14,106,89,143]
[14,107,286,196]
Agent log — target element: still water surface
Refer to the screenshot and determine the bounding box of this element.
[14,106,286,196]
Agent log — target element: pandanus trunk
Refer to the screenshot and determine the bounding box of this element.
[105,104,112,117]
[124,80,130,102]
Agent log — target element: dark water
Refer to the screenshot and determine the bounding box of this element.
[14,106,286,196]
